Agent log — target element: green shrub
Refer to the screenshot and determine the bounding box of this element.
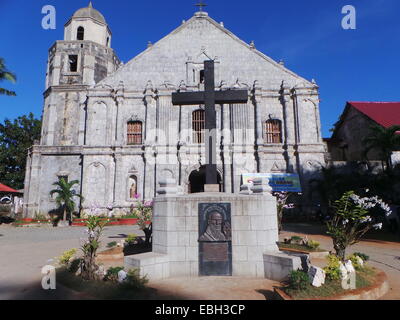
[353,252,369,262]
[290,236,303,244]
[107,241,117,248]
[288,270,309,290]
[68,258,81,273]
[121,269,149,289]
[306,240,320,250]
[126,234,137,244]
[34,212,49,220]
[104,266,125,283]
[347,254,364,271]
[323,254,342,280]
[58,248,77,266]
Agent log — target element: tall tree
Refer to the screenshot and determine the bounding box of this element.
[363,125,400,171]
[50,178,83,223]
[0,58,17,96]
[0,113,41,189]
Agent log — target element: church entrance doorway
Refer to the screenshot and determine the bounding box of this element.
[188,166,222,193]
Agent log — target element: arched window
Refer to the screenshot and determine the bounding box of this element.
[127,121,143,145]
[264,119,282,144]
[192,110,205,144]
[77,27,85,40]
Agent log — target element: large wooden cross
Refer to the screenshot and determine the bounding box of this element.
[172,60,248,189]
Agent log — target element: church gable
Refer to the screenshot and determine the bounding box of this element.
[99,12,312,90]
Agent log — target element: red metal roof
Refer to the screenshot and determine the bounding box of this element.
[0,183,19,193]
[348,102,400,128]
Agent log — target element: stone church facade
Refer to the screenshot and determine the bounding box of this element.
[23,4,326,217]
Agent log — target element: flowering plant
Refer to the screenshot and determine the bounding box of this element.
[80,215,108,280]
[327,190,391,260]
[131,194,153,244]
[273,192,296,233]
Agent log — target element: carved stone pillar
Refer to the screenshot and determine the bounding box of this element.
[25,149,41,217]
[115,82,125,145]
[223,150,233,193]
[144,81,157,145]
[252,82,264,146]
[113,153,124,205]
[280,82,296,173]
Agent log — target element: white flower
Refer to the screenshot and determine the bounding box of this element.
[373,223,383,230]
[118,270,128,283]
[360,216,372,223]
[344,260,355,274]
[356,256,364,266]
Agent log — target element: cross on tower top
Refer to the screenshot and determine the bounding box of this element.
[195,0,207,12]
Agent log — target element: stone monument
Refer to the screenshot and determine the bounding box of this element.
[125,60,301,280]
[125,177,281,279]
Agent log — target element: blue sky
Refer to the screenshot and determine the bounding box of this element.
[0,0,399,137]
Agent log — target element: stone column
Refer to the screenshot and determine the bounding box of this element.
[221,102,232,193]
[25,148,41,217]
[280,83,297,173]
[78,93,87,145]
[252,82,263,173]
[46,103,56,146]
[22,150,33,217]
[144,81,157,145]
[252,82,264,147]
[113,153,124,206]
[143,149,156,200]
[115,82,125,145]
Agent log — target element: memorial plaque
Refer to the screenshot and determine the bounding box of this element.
[203,242,229,261]
[198,203,232,276]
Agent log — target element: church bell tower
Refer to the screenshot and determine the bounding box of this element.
[41,2,120,146]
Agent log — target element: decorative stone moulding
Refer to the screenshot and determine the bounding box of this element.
[251,178,273,195]
[156,178,178,196]
[239,184,253,195]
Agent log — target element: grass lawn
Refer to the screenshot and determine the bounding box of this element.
[281,267,376,300]
[56,267,156,300]
[277,242,327,253]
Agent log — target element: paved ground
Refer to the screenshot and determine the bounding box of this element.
[0,224,140,299]
[0,222,399,300]
[147,277,279,300]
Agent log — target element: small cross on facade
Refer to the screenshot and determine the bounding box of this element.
[195,0,207,12]
[172,60,248,192]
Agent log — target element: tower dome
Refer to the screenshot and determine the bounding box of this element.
[72,2,106,25]
[64,2,112,47]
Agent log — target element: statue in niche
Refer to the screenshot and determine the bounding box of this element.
[129,177,137,199]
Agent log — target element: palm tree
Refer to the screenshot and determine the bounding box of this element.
[363,125,400,171]
[50,178,83,223]
[0,58,16,96]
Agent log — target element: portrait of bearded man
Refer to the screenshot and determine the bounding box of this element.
[199,212,231,241]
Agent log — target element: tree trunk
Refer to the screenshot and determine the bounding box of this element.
[63,207,67,222]
[386,155,392,172]
[143,224,152,244]
[277,210,283,234]
[333,241,346,261]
